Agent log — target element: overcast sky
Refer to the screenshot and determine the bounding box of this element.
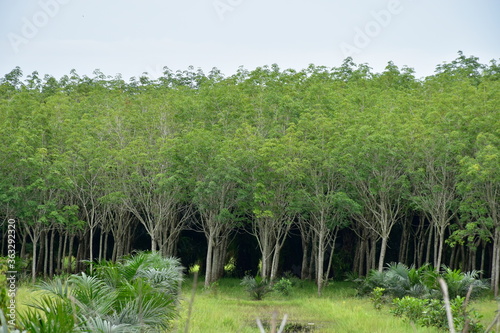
[1,0,499,80]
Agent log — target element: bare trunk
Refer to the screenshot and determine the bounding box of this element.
[357,236,366,276]
[480,243,486,279]
[492,228,500,296]
[369,236,377,272]
[301,236,309,280]
[98,229,104,261]
[425,224,433,265]
[270,243,282,281]
[89,227,94,273]
[57,231,66,274]
[43,231,49,277]
[49,229,55,277]
[205,235,214,287]
[317,229,325,296]
[378,236,388,272]
[103,232,109,260]
[151,236,157,253]
[31,239,38,283]
[68,234,75,273]
[435,225,446,270]
[398,222,409,264]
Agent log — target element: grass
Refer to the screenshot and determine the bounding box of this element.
[173,278,441,333]
[14,276,500,332]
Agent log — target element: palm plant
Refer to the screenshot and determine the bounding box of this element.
[358,262,489,300]
[17,252,183,332]
[241,275,271,300]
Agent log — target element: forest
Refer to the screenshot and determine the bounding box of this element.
[1,52,499,297]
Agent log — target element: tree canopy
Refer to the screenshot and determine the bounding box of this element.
[1,53,499,293]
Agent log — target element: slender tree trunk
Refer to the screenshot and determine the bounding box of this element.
[317,229,325,296]
[270,243,282,281]
[369,236,377,272]
[89,226,94,272]
[449,246,456,270]
[435,223,446,270]
[398,222,409,264]
[57,231,66,274]
[68,234,75,273]
[20,232,27,259]
[205,234,214,287]
[98,229,104,262]
[103,232,109,260]
[480,243,486,279]
[358,238,366,276]
[426,224,433,265]
[31,239,38,283]
[43,231,49,277]
[492,228,500,296]
[324,230,338,288]
[49,229,55,277]
[308,238,317,280]
[378,236,388,272]
[301,244,309,279]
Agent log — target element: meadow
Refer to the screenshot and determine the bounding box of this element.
[14,274,500,332]
[175,278,499,332]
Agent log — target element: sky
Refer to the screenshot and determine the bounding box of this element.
[1,0,499,81]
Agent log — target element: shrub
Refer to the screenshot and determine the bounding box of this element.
[241,275,271,300]
[358,262,489,300]
[17,252,183,332]
[392,295,484,333]
[273,278,293,296]
[370,287,386,310]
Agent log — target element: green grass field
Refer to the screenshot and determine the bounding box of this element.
[15,277,500,332]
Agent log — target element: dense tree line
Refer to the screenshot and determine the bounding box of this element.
[1,52,499,296]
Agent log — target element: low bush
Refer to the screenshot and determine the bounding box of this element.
[16,252,183,332]
[273,278,293,296]
[241,275,271,300]
[357,262,489,300]
[392,295,484,332]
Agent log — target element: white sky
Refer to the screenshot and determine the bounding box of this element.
[1,0,499,80]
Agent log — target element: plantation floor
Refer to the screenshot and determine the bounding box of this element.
[16,278,499,332]
[173,278,441,333]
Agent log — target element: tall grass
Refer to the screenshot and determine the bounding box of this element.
[16,277,498,332]
[174,278,440,333]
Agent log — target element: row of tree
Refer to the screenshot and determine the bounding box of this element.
[1,52,499,296]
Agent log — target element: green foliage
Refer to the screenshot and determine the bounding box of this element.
[370,287,386,310]
[358,263,489,300]
[272,278,293,296]
[392,296,484,332]
[1,53,500,292]
[241,275,271,300]
[17,252,183,332]
[0,260,8,316]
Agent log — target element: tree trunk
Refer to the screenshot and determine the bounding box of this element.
[357,236,366,276]
[378,236,388,272]
[57,231,66,274]
[43,231,49,277]
[398,222,409,264]
[103,232,109,260]
[317,229,325,296]
[89,227,94,273]
[270,242,283,281]
[425,223,433,265]
[98,229,104,262]
[49,228,55,277]
[205,234,214,287]
[31,239,38,283]
[435,223,446,271]
[301,235,309,280]
[493,228,500,296]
